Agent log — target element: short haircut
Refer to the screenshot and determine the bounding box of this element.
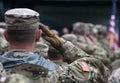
[7,28,37,44]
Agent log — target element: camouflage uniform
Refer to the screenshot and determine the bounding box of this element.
[109,48,120,71]
[0,62,6,78]
[0,8,110,83]
[72,22,110,65]
[93,25,115,63]
[0,73,33,83]
[51,41,109,83]
[0,8,58,71]
[39,23,110,83]
[108,68,120,83]
[34,42,49,58]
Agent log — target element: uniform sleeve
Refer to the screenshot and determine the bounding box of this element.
[59,41,90,62]
[49,57,110,83]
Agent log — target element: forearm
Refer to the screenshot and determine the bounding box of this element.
[59,41,90,62]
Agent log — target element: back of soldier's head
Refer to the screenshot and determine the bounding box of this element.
[4,8,40,44]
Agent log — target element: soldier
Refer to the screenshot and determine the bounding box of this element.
[93,25,115,67]
[72,22,110,65]
[0,8,58,71]
[39,23,110,83]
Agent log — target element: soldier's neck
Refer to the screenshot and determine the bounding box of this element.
[9,43,35,52]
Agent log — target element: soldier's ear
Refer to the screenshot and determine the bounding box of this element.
[4,30,9,42]
[35,29,42,42]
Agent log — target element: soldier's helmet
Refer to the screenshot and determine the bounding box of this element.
[73,22,90,35]
[0,74,32,83]
[108,68,120,83]
[10,63,49,83]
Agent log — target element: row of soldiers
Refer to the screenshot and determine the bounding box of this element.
[0,8,120,83]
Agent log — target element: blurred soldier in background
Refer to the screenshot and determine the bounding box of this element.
[93,25,114,60]
[72,22,110,65]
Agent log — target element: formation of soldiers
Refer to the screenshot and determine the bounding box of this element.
[0,8,120,83]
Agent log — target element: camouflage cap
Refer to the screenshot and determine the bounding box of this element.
[73,22,90,34]
[5,8,40,30]
[51,29,59,36]
[94,24,107,32]
[62,34,77,43]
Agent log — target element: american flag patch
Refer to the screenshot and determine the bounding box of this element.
[78,61,91,72]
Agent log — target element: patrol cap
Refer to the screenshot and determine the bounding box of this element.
[5,8,40,30]
[62,34,77,43]
[73,22,90,34]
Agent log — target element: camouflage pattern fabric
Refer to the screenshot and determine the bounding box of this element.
[0,74,33,83]
[10,63,49,83]
[108,68,120,83]
[56,41,110,83]
[0,62,6,78]
[110,59,120,71]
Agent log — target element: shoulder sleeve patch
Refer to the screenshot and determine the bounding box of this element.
[77,61,91,72]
